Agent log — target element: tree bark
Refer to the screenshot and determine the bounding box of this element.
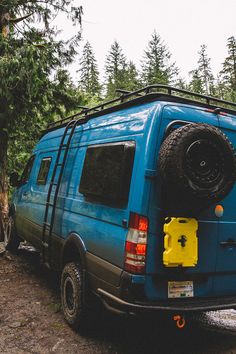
[0,129,8,241]
[0,12,10,38]
[0,9,10,241]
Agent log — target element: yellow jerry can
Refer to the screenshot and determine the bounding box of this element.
[163,217,198,267]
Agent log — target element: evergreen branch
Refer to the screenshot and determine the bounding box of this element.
[9,13,33,24]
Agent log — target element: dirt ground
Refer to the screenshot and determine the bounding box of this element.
[0,243,115,354]
[2,243,236,354]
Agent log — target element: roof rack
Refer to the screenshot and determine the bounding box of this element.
[46,85,236,131]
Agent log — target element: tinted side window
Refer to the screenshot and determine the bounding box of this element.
[37,157,52,185]
[79,141,135,207]
[20,155,35,185]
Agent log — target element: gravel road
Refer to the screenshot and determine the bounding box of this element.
[1,243,236,354]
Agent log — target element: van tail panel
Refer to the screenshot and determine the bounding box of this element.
[211,117,236,295]
[144,104,236,301]
[144,213,219,300]
[213,185,236,295]
[215,200,236,273]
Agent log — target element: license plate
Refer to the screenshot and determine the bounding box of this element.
[168,281,194,298]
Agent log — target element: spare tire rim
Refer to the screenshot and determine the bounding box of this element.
[185,139,224,189]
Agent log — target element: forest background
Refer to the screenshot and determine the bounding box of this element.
[0,0,235,233]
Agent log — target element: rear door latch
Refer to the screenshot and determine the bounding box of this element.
[220,239,236,247]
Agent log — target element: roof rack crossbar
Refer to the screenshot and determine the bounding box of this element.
[47,85,236,130]
[116,89,131,95]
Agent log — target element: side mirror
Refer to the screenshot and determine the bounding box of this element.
[9,172,19,187]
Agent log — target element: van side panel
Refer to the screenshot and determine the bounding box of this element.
[33,102,160,273]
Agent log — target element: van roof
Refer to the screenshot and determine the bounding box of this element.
[43,85,236,136]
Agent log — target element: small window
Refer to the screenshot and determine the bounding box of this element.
[20,155,35,185]
[37,157,52,185]
[79,141,135,207]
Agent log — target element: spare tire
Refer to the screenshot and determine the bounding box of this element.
[158,123,236,215]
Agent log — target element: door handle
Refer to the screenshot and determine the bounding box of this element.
[220,239,236,247]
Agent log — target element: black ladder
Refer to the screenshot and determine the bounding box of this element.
[42,119,79,265]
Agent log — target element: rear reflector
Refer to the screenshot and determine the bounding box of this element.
[124,213,148,274]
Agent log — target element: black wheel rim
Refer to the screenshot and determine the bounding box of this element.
[185,139,224,189]
[64,278,75,312]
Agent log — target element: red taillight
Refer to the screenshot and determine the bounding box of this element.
[124,213,148,274]
[125,242,147,255]
[129,212,149,232]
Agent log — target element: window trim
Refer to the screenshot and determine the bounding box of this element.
[79,141,136,208]
[20,155,36,186]
[36,157,52,186]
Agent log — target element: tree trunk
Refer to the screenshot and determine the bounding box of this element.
[0,129,8,241]
[0,12,10,38]
[0,8,10,240]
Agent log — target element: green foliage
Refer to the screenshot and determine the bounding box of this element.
[104,41,128,98]
[198,45,215,95]
[104,43,141,98]
[124,61,141,91]
[219,36,236,101]
[0,0,83,176]
[2,14,236,184]
[78,41,101,98]
[189,69,205,94]
[141,31,178,86]
[188,40,236,102]
[0,1,82,30]
[175,78,188,90]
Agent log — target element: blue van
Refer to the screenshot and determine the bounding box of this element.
[6,85,236,329]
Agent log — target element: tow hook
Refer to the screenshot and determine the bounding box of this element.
[173,314,186,329]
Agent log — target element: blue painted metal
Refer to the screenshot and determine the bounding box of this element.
[12,98,236,302]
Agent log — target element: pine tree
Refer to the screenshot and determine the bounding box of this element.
[78,41,101,98]
[141,31,178,86]
[176,78,188,90]
[104,41,127,98]
[189,45,215,95]
[0,1,83,234]
[215,74,226,100]
[189,69,205,94]
[220,36,236,100]
[124,61,140,91]
[198,45,215,95]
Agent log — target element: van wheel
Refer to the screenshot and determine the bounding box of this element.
[61,262,90,329]
[4,216,20,251]
[159,123,236,215]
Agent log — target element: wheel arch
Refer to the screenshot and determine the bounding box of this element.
[61,233,87,270]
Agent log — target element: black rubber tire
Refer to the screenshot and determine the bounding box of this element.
[158,123,236,215]
[61,262,91,330]
[4,216,20,251]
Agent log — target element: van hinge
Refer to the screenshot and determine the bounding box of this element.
[145,169,157,179]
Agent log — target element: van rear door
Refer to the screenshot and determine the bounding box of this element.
[145,103,222,300]
[213,116,236,295]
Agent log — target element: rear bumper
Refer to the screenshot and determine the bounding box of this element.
[97,289,236,315]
